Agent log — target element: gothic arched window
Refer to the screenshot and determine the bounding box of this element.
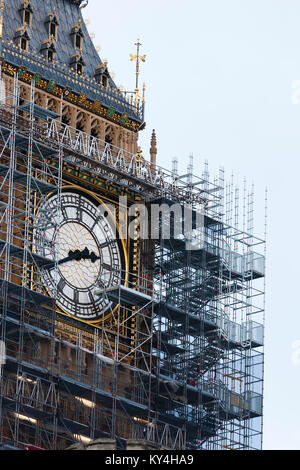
[48,98,59,114]
[14,27,30,51]
[71,21,84,50]
[19,1,33,28]
[41,40,56,63]
[62,105,71,126]
[94,63,110,89]
[45,9,59,40]
[70,54,85,76]
[34,92,44,107]
[76,112,87,132]
[91,119,101,138]
[105,125,115,145]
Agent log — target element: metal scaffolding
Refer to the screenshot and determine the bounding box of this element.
[0,72,265,450]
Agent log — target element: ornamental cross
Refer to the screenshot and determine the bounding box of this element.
[130,39,146,91]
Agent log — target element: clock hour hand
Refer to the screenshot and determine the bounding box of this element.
[69,247,100,263]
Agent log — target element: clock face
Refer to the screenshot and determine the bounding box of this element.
[34,191,122,320]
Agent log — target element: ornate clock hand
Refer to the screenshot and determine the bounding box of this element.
[44,250,81,270]
[89,251,100,263]
[69,247,89,260]
[45,247,102,270]
[68,247,100,263]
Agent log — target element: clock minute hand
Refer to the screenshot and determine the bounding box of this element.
[44,249,82,270]
[44,248,100,270]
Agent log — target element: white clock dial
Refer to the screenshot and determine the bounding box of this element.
[34,192,122,320]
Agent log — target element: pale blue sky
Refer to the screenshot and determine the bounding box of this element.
[84,0,300,450]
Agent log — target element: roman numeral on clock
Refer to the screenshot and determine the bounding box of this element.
[88,292,99,316]
[60,205,68,221]
[76,203,83,221]
[102,262,114,271]
[99,239,117,249]
[57,278,66,292]
[91,215,103,231]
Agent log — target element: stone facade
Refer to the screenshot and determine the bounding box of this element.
[3,75,139,155]
[65,438,166,451]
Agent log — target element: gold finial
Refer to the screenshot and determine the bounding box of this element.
[130,38,146,90]
[130,39,146,109]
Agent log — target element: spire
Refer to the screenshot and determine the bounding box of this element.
[150,129,157,166]
[130,39,146,111]
[130,39,146,92]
